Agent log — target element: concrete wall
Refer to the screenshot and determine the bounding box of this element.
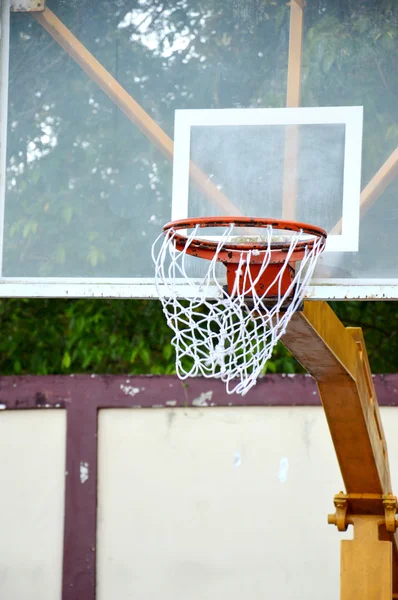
[96,406,354,600]
[1,392,398,599]
[0,409,66,600]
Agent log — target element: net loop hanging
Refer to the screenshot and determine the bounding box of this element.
[152,217,327,395]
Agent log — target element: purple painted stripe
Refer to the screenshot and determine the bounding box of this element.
[0,374,398,408]
[62,399,97,600]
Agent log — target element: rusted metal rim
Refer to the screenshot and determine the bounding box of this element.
[163,216,327,264]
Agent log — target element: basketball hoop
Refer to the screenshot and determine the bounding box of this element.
[152,217,327,395]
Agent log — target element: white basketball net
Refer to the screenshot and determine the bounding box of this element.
[152,223,325,395]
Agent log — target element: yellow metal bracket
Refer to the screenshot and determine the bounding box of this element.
[384,494,398,533]
[328,491,349,532]
[328,492,398,533]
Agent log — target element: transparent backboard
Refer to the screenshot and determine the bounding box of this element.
[0,0,397,298]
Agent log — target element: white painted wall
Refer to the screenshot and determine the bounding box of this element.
[1,404,398,599]
[96,406,345,600]
[96,406,398,600]
[0,409,66,600]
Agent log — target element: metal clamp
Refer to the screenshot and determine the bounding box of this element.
[382,493,398,533]
[328,491,348,531]
[328,492,398,533]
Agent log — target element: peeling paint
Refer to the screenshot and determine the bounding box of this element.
[120,384,141,397]
[80,462,89,484]
[192,391,213,407]
[233,450,242,468]
[165,400,177,406]
[11,0,45,12]
[0,403,6,410]
[278,457,289,483]
[152,404,163,408]
[303,417,316,451]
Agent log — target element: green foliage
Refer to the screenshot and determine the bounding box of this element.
[0,298,395,376]
[0,298,175,375]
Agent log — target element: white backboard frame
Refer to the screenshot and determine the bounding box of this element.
[171,106,363,253]
[0,0,10,279]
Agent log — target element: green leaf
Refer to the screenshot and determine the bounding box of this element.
[61,351,71,369]
[55,245,66,264]
[87,247,99,267]
[264,361,276,373]
[23,223,31,238]
[162,344,173,361]
[380,34,394,50]
[31,170,41,184]
[140,347,151,366]
[356,17,371,34]
[87,246,105,268]
[130,346,140,362]
[322,54,335,74]
[62,205,73,225]
[22,221,38,238]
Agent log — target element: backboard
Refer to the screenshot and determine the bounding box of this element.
[172,106,362,255]
[0,0,397,299]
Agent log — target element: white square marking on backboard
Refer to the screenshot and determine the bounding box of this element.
[171,107,363,253]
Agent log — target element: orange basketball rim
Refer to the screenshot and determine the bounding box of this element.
[163,217,327,298]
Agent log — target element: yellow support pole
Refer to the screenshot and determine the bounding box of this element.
[341,516,392,600]
[286,0,305,108]
[283,302,398,596]
[283,0,305,221]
